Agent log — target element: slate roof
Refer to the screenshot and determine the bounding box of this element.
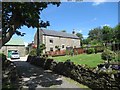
[41,29,79,39]
[5,37,25,46]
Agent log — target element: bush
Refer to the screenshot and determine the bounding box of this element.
[0,53,7,62]
[117,51,120,62]
[101,49,117,61]
[86,48,95,54]
[66,50,69,55]
[70,49,74,56]
[95,47,104,53]
[0,53,7,69]
[29,49,37,56]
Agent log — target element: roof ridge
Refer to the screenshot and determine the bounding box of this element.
[41,29,71,34]
[41,29,79,39]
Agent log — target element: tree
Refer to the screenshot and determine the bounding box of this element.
[76,33,83,46]
[113,24,120,42]
[82,38,91,45]
[76,33,83,40]
[88,27,102,42]
[1,2,60,48]
[102,26,113,44]
[61,30,66,32]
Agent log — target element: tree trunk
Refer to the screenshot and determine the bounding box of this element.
[0,25,16,49]
[0,7,20,49]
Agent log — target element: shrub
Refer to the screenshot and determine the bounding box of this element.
[95,47,104,53]
[0,53,7,62]
[86,48,95,54]
[66,50,70,55]
[39,44,46,54]
[42,54,48,58]
[101,49,117,61]
[70,49,74,56]
[29,49,37,56]
[0,53,7,68]
[117,51,120,62]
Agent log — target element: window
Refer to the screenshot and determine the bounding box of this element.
[50,48,53,51]
[62,45,64,48]
[49,39,53,43]
[58,48,60,51]
[74,46,76,48]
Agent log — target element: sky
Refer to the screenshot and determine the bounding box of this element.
[12,1,119,46]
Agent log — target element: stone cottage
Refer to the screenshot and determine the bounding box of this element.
[34,29,80,52]
[1,37,26,57]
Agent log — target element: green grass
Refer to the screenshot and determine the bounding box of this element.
[50,53,104,68]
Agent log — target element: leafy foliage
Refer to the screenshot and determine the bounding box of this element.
[76,33,83,40]
[0,53,7,68]
[88,27,102,42]
[0,53,7,62]
[94,47,104,53]
[113,24,120,42]
[101,49,117,61]
[76,33,83,46]
[86,48,95,54]
[102,26,113,43]
[29,44,46,56]
[87,25,120,46]
[61,30,66,32]
[82,38,91,45]
[29,49,37,56]
[2,2,60,46]
[39,43,46,53]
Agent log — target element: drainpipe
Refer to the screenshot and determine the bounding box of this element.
[37,28,40,56]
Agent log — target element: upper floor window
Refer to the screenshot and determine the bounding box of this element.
[74,46,76,48]
[49,39,53,43]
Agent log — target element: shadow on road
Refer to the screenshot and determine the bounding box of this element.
[13,61,62,89]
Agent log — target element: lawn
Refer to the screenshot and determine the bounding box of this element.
[50,53,104,68]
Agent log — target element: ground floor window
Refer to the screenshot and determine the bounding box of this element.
[62,45,64,48]
[50,48,53,51]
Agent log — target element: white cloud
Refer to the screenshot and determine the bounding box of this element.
[79,30,82,33]
[83,35,88,39]
[83,0,119,6]
[92,0,107,6]
[91,18,97,22]
[93,18,97,21]
[101,24,110,27]
[73,29,82,33]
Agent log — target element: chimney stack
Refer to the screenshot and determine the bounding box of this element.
[72,29,75,34]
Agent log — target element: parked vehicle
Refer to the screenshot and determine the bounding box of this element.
[10,52,20,59]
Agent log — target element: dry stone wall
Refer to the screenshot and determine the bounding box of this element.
[27,56,120,90]
[2,60,20,89]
